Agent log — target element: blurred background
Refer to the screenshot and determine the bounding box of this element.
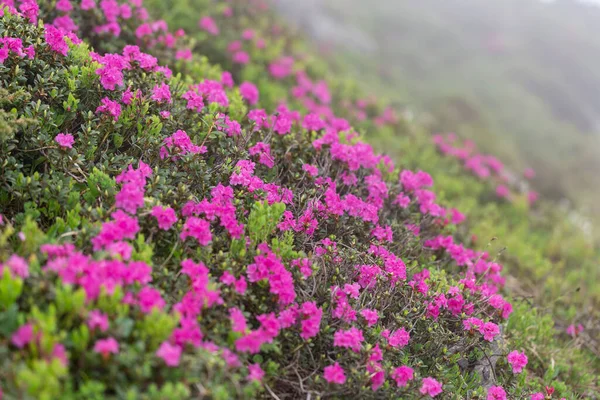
[275,0,600,224]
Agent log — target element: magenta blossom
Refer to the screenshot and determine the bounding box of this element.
[11,323,33,348]
[323,362,346,384]
[156,341,182,367]
[93,337,119,358]
[240,81,259,105]
[151,206,177,230]
[507,350,528,374]
[420,377,443,397]
[487,386,507,400]
[55,133,74,149]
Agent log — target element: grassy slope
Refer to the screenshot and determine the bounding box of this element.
[147,0,600,395]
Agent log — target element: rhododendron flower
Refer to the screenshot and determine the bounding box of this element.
[302,164,318,177]
[11,323,33,348]
[81,0,96,10]
[3,254,29,278]
[240,81,259,105]
[229,308,248,333]
[487,386,507,400]
[151,82,172,104]
[44,25,69,56]
[241,29,255,40]
[55,133,74,149]
[51,343,68,366]
[333,327,364,352]
[247,363,264,382]
[507,350,528,373]
[300,301,322,339]
[87,310,109,332]
[96,97,121,120]
[566,323,584,337]
[199,16,218,35]
[391,366,414,387]
[530,394,544,400]
[302,113,325,131]
[138,287,166,313]
[480,322,500,342]
[20,0,40,23]
[151,206,177,230]
[93,337,119,357]
[161,129,206,159]
[56,0,72,12]
[180,217,212,245]
[463,317,483,332]
[385,328,410,348]
[269,56,294,79]
[249,142,274,168]
[232,51,249,64]
[156,341,182,367]
[221,71,234,88]
[323,362,346,384]
[176,49,192,61]
[496,185,510,198]
[420,377,443,397]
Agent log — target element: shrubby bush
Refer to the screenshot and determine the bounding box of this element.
[0,0,597,399]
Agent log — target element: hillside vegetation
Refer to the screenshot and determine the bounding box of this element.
[0,0,598,399]
[277,0,600,221]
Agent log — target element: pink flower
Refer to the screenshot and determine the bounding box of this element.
[530,394,544,400]
[527,191,538,205]
[507,350,528,374]
[180,217,212,245]
[302,164,318,177]
[390,366,414,387]
[247,363,264,382]
[387,328,410,348]
[96,97,121,120]
[44,25,69,56]
[240,82,259,105]
[333,327,364,352]
[300,301,322,339]
[11,323,33,348]
[229,308,248,333]
[249,142,274,168]
[232,51,250,64]
[241,29,255,40]
[463,317,483,332]
[151,82,172,104]
[323,362,346,384]
[3,254,29,278]
[55,133,74,149]
[360,309,379,327]
[221,71,234,88]
[199,16,218,35]
[302,113,325,131]
[56,0,72,12]
[420,377,443,397]
[93,337,119,357]
[87,310,109,332]
[151,206,177,230]
[487,386,507,400]
[156,341,182,367]
[81,0,96,10]
[479,322,500,342]
[496,185,510,199]
[51,343,68,366]
[137,287,165,313]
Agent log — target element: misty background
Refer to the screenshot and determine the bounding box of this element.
[275,0,600,220]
